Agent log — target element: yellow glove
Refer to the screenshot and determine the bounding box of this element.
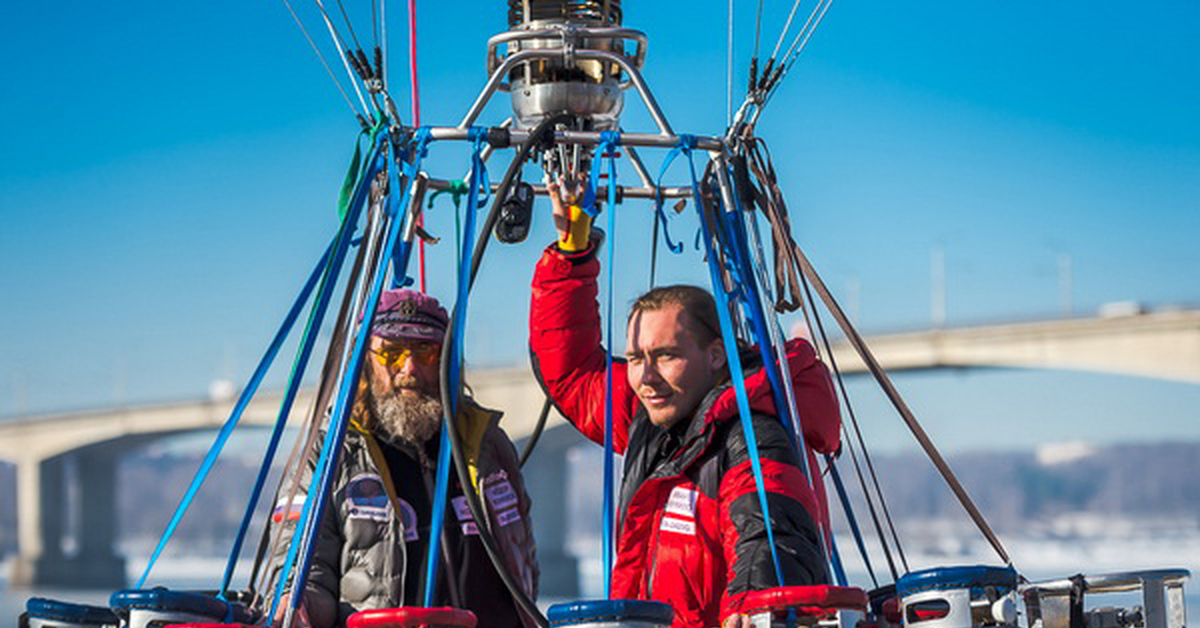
[559,204,594,252]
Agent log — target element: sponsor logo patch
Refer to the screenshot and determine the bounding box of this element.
[346,474,391,522]
[659,516,696,536]
[665,487,698,519]
[451,496,475,522]
[461,521,479,536]
[484,479,519,511]
[496,507,522,528]
[396,498,419,541]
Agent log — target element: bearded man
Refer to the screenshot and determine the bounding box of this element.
[264,289,538,628]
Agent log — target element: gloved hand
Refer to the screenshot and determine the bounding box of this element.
[546,172,593,252]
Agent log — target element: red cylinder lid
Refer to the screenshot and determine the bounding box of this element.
[348,607,479,628]
[742,585,869,616]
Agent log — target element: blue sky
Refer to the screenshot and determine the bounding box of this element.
[1,1,1197,451]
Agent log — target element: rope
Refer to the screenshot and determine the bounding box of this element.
[407,0,427,291]
[313,0,374,118]
[788,241,1012,567]
[280,0,364,121]
[825,454,878,587]
[673,136,786,587]
[799,264,908,577]
[248,211,374,601]
[583,131,622,596]
[218,212,354,597]
[715,157,836,582]
[727,0,734,125]
[764,0,835,102]
[271,132,406,625]
[379,0,389,91]
[423,128,490,606]
[769,0,805,66]
[333,0,366,53]
[135,236,333,589]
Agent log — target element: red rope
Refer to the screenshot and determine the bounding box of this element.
[408,0,426,292]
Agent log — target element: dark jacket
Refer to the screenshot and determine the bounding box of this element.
[529,243,841,628]
[263,399,538,628]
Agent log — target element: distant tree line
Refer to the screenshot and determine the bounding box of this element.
[0,442,1197,558]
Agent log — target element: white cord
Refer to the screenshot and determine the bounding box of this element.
[728,0,735,126]
[314,0,375,116]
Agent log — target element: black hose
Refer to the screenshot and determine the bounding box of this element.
[469,113,574,285]
[519,398,553,468]
[437,112,575,628]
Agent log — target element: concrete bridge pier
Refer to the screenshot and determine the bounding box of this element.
[10,448,126,588]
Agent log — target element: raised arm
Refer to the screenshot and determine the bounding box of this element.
[529,243,638,452]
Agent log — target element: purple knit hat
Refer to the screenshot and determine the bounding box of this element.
[369,289,449,344]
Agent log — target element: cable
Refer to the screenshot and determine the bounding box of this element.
[407,0,426,291]
[795,256,909,576]
[334,0,366,53]
[280,0,365,120]
[518,398,553,468]
[727,0,734,125]
[769,0,805,66]
[379,0,389,91]
[313,0,375,116]
[372,0,381,53]
[438,114,574,628]
[766,0,834,100]
[753,0,765,60]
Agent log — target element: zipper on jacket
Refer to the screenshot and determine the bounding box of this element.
[645,492,666,598]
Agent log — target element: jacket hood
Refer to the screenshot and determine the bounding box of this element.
[703,338,819,428]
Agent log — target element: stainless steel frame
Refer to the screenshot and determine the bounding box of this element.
[1021,569,1190,628]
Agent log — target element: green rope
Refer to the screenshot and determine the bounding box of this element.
[337,120,389,220]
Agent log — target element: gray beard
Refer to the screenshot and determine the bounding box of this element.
[368,388,444,447]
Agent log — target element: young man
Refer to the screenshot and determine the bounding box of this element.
[529,181,842,628]
[265,289,537,628]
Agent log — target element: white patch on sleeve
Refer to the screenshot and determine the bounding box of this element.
[496,507,522,528]
[664,487,698,519]
[659,516,697,536]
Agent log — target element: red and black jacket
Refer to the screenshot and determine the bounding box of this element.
[529,243,843,628]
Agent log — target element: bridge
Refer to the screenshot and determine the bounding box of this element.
[1,308,1197,589]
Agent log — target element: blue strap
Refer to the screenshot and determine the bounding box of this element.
[217,150,379,601]
[824,460,854,587]
[588,131,621,598]
[677,138,786,588]
[136,234,335,591]
[649,135,695,255]
[422,127,490,606]
[271,133,409,621]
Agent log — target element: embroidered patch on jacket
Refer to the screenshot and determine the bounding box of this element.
[451,496,475,522]
[346,473,390,522]
[659,516,697,536]
[664,486,699,518]
[461,521,480,536]
[496,507,522,528]
[272,495,306,523]
[484,479,519,511]
[397,498,419,541]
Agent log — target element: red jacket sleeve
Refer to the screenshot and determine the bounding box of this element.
[529,243,639,453]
